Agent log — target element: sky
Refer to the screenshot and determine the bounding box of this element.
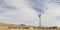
[0,0,60,27]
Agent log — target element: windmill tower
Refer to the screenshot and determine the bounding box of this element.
[38,14,41,27]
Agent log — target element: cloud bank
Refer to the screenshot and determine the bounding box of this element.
[0,0,60,27]
[0,0,39,26]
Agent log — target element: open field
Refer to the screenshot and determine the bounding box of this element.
[0,29,59,30]
[0,22,60,30]
[0,28,60,30]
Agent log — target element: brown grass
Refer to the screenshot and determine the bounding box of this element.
[0,28,59,30]
[0,23,60,30]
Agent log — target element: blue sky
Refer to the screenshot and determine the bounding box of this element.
[0,0,60,27]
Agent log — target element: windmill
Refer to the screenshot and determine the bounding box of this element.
[38,14,41,27]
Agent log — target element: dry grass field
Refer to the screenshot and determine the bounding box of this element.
[0,27,59,30]
[0,22,60,30]
[0,28,59,30]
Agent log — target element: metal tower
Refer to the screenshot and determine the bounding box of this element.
[38,14,41,27]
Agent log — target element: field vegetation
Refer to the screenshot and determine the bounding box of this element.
[0,23,60,30]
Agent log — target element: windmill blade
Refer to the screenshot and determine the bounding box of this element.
[38,14,41,17]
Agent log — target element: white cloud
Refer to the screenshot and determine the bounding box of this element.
[0,0,60,27]
[41,0,60,27]
[0,0,39,26]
